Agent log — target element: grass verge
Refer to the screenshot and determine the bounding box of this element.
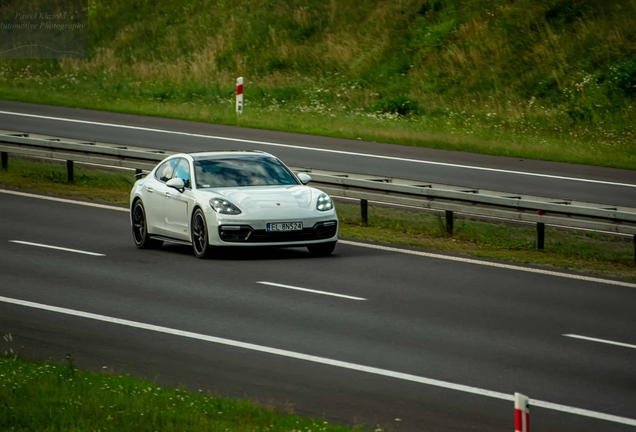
[0,352,370,432]
[1,157,633,280]
[0,157,133,205]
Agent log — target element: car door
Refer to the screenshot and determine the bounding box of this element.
[164,157,196,241]
[145,158,178,236]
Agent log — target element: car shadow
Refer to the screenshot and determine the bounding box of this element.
[160,244,335,261]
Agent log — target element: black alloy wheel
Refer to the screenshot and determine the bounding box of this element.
[192,208,212,258]
[132,201,162,249]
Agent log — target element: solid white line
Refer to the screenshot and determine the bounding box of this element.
[564,334,636,350]
[3,189,634,289]
[257,281,366,300]
[1,110,634,188]
[339,240,636,289]
[9,240,105,256]
[0,295,634,426]
[0,189,129,212]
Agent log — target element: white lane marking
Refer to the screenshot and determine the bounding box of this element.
[564,334,636,350]
[0,295,634,426]
[2,189,634,289]
[1,110,634,188]
[9,240,105,256]
[257,281,366,301]
[0,189,129,212]
[339,240,636,289]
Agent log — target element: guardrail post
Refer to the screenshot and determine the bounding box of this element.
[445,210,454,235]
[361,199,368,224]
[1,152,7,169]
[536,222,545,250]
[66,160,74,183]
[514,392,530,432]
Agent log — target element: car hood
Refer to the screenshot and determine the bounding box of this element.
[199,185,316,211]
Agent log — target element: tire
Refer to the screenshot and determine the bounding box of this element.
[191,208,213,259]
[307,241,336,257]
[131,200,162,249]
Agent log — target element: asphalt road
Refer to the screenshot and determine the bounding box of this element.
[0,100,634,207]
[1,191,635,431]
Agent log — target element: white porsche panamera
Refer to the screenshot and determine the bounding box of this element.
[130,151,338,258]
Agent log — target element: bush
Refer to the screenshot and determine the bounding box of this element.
[611,58,636,97]
[566,100,594,122]
[372,95,419,116]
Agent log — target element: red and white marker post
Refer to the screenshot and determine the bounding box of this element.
[514,392,530,432]
[236,77,244,115]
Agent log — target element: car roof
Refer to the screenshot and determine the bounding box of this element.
[187,150,274,161]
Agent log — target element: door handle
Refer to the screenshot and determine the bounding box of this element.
[165,192,171,199]
[146,187,154,193]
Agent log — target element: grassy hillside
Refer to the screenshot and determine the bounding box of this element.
[1,0,635,168]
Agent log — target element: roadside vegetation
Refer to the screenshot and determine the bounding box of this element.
[0,157,133,204]
[0,351,370,432]
[1,0,636,168]
[1,157,633,279]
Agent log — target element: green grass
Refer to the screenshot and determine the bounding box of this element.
[337,204,635,279]
[0,353,371,432]
[0,158,133,205]
[1,157,634,280]
[1,0,636,169]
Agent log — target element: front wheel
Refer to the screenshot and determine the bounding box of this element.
[307,241,336,257]
[131,200,162,249]
[191,208,213,259]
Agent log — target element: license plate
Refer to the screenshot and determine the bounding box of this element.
[267,222,303,232]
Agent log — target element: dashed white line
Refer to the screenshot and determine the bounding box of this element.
[0,294,634,426]
[1,110,634,188]
[9,240,105,256]
[257,281,366,300]
[564,334,636,350]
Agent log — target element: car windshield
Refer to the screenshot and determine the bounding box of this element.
[193,156,299,188]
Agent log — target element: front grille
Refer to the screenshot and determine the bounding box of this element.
[219,221,337,243]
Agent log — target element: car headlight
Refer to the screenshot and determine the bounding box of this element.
[316,193,333,211]
[209,197,242,214]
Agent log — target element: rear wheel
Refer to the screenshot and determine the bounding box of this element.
[307,241,336,257]
[131,200,162,249]
[191,208,212,259]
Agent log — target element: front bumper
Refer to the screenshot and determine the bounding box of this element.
[218,220,337,244]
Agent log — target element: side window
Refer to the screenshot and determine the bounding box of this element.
[155,159,178,183]
[174,158,191,189]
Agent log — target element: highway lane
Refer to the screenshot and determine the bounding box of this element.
[0,100,635,207]
[1,192,635,431]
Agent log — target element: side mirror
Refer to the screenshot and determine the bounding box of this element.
[167,177,185,192]
[297,173,312,185]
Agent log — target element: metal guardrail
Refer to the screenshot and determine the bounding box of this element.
[302,169,636,235]
[1,130,635,260]
[0,130,166,171]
